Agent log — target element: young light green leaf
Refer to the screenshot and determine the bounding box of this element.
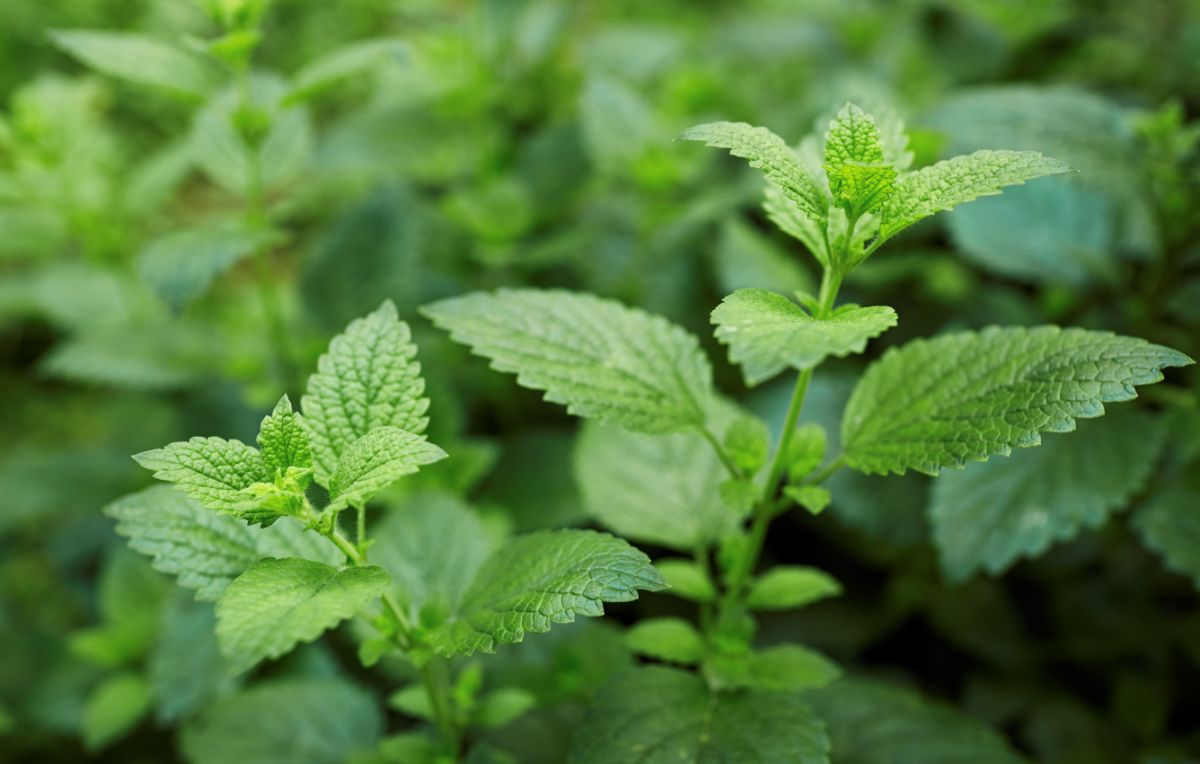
[747,566,842,611]
[842,326,1192,476]
[49,29,222,98]
[286,38,406,103]
[680,121,827,223]
[326,427,447,512]
[706,644,840,693]
[137,226,276,311]
[574,421,737,551]
[823,104,897,216]
[82,673,151,751]
[181,679,382,764]
[474,688,538,729]
[625,618,705,664]
[423,289,712,434]
[786,423,827,482]
[1135,486,1200,589]
[712,289,897,386]
[428,530,666,656]
[257,396,313,475]
[931,409,1165,581]
[880,150,1071,241]
[654,559,716,603]
[785,485,832,515]
[302,300,430,486]
[723,414,770,475]
[215,558,391,673]
[809,678,1026,764]
[133,437,269,521]
[571,666,830,764]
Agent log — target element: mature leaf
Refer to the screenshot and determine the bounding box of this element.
[680,122,827,223]
[880,150,1070,240]
[82,673,151,751]
[809,678,1027,764]
[137,226,275,311]
[1135,486,1200,589]
[326,427,447,512]
[747,566,842,610]
[707,644,840,693]
[423,289,711,434]
[931,409,1165,581]
[654,559,716,603]
[181,679,382,764]
[286,38,406,103]
[49,29,221,98]
[40,327,213,390]
[712,218,815,298]
[257,396,313,475]
[842,326,1192,475]
[302,300,430,485]
[575,421,737,551]
[581,76,656,173]
[149,597,233,722]
[570,666,830,764]
[371,493,496,623]
[133,437,268,519]
[625,618,705,664]
[711,289,896,386]
[763,185,831,265]
[215,558,391,673]
[429,530,665,656]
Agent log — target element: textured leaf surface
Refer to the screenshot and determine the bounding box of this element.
[326,427,446,512]
[216,558,390,673]
[49,29,220,97]
[181,679,382,764]
[302,300,429,485]
[881,150,1070,240]
[681,121,826,223]
[257,396,312,474]
[575,421,737,551]
[429,530,665,656]
[711,289,896,386]
[370,493,495,620]
[133,437,267,517]
[824,104,896,214]
[423,289,711,434]
[842,326,1191,475]
[570,666,829,764]
[809,678,1026,764]
[1135,486,1200,589]
[932,410,1165,581]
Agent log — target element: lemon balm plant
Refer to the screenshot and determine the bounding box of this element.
[421,104,1194,761]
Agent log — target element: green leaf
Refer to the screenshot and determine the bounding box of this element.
[370,493,496,624]
[149,597,233,723]
[712,218,815,298]
[286,38,406,103]
[326,427,447,512]
[137,226,275,311]
[680,121,827,224]
[712,289,897,386]
[388,684,434,720]
[49,29,221,98]
[931,409,1165,581]
[842,326,1192,476]
[82,673,151,751]
[785,485,831,515]
[106,486,339,602]
[626,618,705,664]
[302,300,430,486]
[786,423,827,482]
[1135,485,1200,589]
[215,558,391,673]
[257,395,313,475]
[133,436,274,524]
[722,414,770,475]
[880,150,1071,241]
[475,687,538,729]
[181,679,382,764]
[706,644,841,693]
[823,103,897,215]
[747,566,842,611]
[575,421,737,551]
[654,559,716,603]
[809,678,1027,764]
[423,289,712,434]
[428,530,665,656]
[571,666,830,764]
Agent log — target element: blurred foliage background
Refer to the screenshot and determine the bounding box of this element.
[1,0,1199,761]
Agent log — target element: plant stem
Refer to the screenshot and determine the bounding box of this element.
[806,454,846,485]
[700,426,743,480]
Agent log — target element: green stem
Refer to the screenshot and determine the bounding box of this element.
[806,454,846,486]
[700,426,743,480]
